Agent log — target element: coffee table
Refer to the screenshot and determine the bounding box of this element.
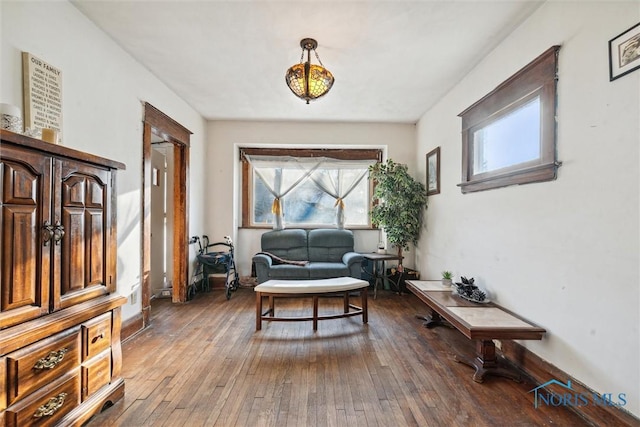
[254,277,369,331]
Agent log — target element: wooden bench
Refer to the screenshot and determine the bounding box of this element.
[254,277,369,331]
[406,280,546,383]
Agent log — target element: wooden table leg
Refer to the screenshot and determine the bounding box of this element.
[417,309,449,329]
[313,295,319,331]
[362,287,368,324]
[344,291,349,313]
[256,292,262,331]
[454,340,522,383]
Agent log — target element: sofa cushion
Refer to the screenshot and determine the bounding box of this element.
[307,262,351,278]
[268,264,311,279]
[308,229,355,263]
[261,229,308,261]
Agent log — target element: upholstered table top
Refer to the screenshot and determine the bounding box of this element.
[255,277,369,294]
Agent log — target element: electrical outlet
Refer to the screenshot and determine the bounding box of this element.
[130,292,137,304]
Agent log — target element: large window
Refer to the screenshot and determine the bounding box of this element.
[241,147,381,228]
[458,46,561,193]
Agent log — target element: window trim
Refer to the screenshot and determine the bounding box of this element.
[240,147,382,229]
[458,45,561,193]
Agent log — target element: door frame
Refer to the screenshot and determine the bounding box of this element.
[142,103,191,325]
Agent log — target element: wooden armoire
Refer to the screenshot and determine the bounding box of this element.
[0,129,126,426]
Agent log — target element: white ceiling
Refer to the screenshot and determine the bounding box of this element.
[71,0,544,124]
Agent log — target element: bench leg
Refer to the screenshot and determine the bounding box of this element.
[417,310,450,329]
[313,295,319,331]
[362,287,368,324]
[343,291,349,313]
[256,292,262,331]
[454,340,522,383]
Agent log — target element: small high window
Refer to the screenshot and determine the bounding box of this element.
[458,46,561,193]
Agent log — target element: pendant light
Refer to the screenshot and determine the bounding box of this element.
[285,38,334,104]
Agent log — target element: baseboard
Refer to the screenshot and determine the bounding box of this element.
[121,312,144,342]
[500,340,639,427]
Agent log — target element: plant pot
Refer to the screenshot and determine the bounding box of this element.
[442,278,453,287]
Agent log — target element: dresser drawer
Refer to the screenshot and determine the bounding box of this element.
[81,350,111,401]
[82,313,111,361]
[5,328,81,406]
[4,370,80,427]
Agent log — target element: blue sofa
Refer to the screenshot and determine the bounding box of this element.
[252,229,363,284]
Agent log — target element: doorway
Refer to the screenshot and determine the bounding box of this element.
[142,103,192,327]
[150,141,175,299]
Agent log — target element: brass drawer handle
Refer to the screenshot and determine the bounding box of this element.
[33,348,69,371]
[33,392,67,418]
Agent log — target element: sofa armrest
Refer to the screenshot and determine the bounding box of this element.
[342,251,363,267]
[343,252,364,280]
[252,253,273,284]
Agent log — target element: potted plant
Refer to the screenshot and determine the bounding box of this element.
[369,159,428,260]
[441,271,453,287]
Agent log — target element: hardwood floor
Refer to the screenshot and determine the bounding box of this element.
[87,287,590,426]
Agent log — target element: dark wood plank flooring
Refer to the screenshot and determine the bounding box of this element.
[87,287,589,426]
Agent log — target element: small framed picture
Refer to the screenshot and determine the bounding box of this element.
[609,22,640,81]
[426,146,440,196]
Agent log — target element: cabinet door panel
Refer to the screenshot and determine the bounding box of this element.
[86,209,105,287]
[0,150,51,328]
[61,206,86,294]
[55,160,111,310]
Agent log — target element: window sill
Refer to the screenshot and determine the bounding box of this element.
[458,161,561,194]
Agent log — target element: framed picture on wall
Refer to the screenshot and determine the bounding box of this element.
[609,22,640,81]
[426,147,440,196]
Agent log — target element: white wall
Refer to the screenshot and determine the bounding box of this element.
[206,120,416,275]
[416,1,639,417]
[1,1,207,321]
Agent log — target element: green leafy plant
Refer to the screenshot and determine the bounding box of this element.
[369,159,428,258]
[441,271,453,280]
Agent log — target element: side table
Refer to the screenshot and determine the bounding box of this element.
[361,252,403,299]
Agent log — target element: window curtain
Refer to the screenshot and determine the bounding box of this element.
[307,160,373,228]
[245,155,322,230]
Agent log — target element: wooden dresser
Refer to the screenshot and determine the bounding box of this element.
[0,129,126,426]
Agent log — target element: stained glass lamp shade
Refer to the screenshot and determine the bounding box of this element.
[285,38,334,104]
